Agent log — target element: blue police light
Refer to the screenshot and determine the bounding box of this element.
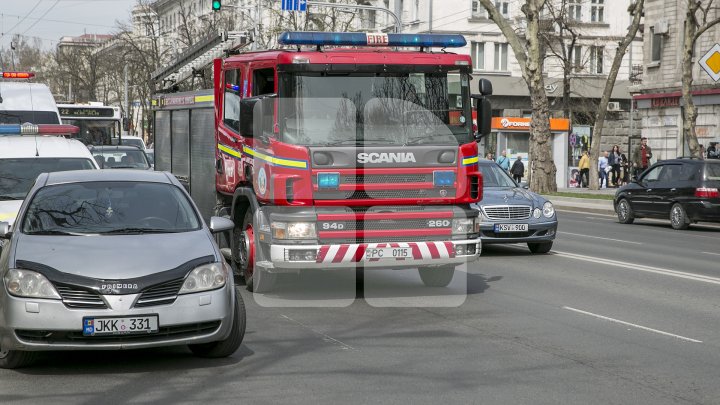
[433,171,455,187]
[0,124,22,135]
[278,32,467,48]
[317,172,340,189]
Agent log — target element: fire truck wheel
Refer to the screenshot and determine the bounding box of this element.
[234,210,255,288]
[418,265,455,287]
[252,269,277,293]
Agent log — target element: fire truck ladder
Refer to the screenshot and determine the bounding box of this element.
[151,30,248,91]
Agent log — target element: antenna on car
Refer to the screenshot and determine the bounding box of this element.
[34,133,40,157]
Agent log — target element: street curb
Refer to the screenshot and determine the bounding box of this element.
[553,204,616,216]
[542,195,616,216]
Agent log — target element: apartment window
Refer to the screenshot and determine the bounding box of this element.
[566,0,581,21]
[569,45,582,71]
[368,10,377,28]
[590,46,604,74]
[591,0,604,23]
[471,42,485,70]
[495,1,509,17]
[471,0,484,18]
[411,0,420,21]
[494,43,509,71]
[651,28,663,62]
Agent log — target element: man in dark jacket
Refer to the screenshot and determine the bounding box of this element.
[632,137,653,177]
[510,156,524,183]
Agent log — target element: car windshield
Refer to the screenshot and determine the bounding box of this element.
[479,163,518,188]
[22,181,201,234]
[113,137,145,149]
[93,149,150,169]
[0,158,95,199]
[279,71,471,146]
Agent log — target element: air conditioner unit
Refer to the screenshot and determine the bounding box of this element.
[607,102,621,111]
[655,21,669,34]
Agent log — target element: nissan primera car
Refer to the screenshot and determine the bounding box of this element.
[472,160,557,253]
[0,170,243,368]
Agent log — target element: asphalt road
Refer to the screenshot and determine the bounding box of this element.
[2,211,720,404]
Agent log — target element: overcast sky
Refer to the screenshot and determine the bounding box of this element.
[0,0,137,49]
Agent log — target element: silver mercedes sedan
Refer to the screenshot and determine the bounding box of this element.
[0,170,243,368]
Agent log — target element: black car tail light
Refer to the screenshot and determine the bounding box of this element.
[695,187,719,198]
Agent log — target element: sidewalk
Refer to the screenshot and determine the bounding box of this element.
[541,187,617,215]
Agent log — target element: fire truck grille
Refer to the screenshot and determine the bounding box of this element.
[318,219,448,231]
[315,189,454,200]
[342,174,432,184]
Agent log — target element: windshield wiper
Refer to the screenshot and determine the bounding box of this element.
[0,195,22,200]
[25,230,81,236]
[101,227,175,234]
[109,165,144,169]
[325,139,397,146]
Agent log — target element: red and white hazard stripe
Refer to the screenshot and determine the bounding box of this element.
[316,241,455,264]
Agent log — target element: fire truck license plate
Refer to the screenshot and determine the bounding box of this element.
[365,247,411,260]
[494,224,529,232]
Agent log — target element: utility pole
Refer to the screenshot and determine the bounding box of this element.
[124,64,129,135]
[394,0,403,32]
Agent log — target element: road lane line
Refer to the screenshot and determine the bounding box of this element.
[556,209,617,218]
[559,231,642,245]
[554,250,720,285]
[562,306,702,343]
[702,252,720,256]
[280,315,355,351]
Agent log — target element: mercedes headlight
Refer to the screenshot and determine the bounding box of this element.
[4,269,61,299]
[452,217,480,234]
[542,201,555,218]
[271,221,316,240]
[179,262,226,294]
[533,208,542,219]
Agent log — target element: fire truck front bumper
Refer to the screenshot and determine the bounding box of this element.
[260,239,480,272]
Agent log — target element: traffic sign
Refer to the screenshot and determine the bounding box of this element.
[699,43,720,82]
[281,0,307,12]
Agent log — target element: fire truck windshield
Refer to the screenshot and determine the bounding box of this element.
[279,71,471,146]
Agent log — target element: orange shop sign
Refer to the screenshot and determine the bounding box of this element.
[491,117,570,132]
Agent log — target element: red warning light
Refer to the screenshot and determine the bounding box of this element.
[1,71,35,79]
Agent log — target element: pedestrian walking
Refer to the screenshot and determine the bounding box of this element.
[496,150,511,171]
[510,155,524,183]
[578,149,590,187]
[609,145,622,187]
[620,153,630,185]
[707,142,718,159]
[598,151,609,189]
[632,137,653,177]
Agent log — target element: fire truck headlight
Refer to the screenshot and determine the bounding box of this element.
[433,171,455,187]
[317,172,340,189]
[451,218,479,235]
[272,222,317,240]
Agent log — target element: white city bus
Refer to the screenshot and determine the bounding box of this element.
[58,103,122,146]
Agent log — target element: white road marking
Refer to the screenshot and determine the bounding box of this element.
[702,252,720,256]
[563,306,702,343]
[280,315,355,351]
[554,250,720,285]
[556,209,616,218]
[559,231,642,245]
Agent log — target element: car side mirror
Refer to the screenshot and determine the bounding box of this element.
[209,216,234,234]
[472,96,492,138]
[478,78,493,96]
[0,221,11,239]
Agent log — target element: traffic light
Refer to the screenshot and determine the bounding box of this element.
[212,0,221,11]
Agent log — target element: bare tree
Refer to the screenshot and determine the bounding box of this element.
[681,0,720,158]
[479,0,558,193]
[587,0,644,190]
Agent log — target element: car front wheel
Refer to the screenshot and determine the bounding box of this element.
[670,203,690,230]
[188,290,246,358]
[528,242,553,254]
[616,198,635,224]
[0,346,36,369]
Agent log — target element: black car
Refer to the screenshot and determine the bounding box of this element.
[614,158,720,229]
[89,145,152,170]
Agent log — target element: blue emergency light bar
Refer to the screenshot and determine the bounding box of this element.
[278,32,467,48]
[0,123,79,136]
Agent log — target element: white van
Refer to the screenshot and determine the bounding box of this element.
[0,82,61,124]
[0,132,99,226]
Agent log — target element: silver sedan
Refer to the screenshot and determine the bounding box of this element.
[0,170,244,368]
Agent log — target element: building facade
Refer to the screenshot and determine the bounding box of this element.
[633,0,720,160]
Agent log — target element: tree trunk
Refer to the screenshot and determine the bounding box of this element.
[681,13,700,158]
[529,83,557,192]
[588,0,644,190]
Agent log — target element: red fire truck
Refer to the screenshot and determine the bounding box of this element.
[152,32,493,292]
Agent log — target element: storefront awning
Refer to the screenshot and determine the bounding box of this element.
[491,117,570,133]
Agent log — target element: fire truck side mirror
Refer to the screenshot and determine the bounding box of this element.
[478,78,493,96]
[239,98,257,137]
[473,96,492,139]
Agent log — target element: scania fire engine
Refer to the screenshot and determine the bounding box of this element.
[152,31,493,292]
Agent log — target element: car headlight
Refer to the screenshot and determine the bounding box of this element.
[4,269,61,299]
[543,201,555,218]
[452,217,480,234]
[271,221,317,240]
[179,262,226,294]
[533,208,542,218]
